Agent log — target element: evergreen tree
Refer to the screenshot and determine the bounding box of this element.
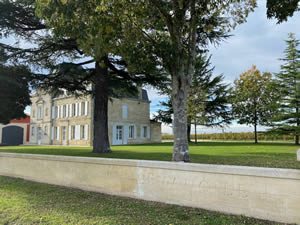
[0,0,162,152]
[270,33,300,145]
[0,57,32,124]
[187,86,206,144]
[155,54,231,142]
[231,65,279,144]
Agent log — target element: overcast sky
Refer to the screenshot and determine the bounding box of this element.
[149,0,300,134]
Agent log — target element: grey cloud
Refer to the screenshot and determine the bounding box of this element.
[209,0,300,82]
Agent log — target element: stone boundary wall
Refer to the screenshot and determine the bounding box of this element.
[297,149,300,161]
[0,152,299,224]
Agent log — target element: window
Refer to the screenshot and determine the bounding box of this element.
[129,125,135,139]
[116,126,123,140]
[31,126,35,136]
[54,127,58,140]
[81,102,85,115]
[37,127,42,139]
[84,101,88,116]
[72,104,76,117]
[71,126,76,140]
[122,104,128,119]
[44,126,48,135]
[143,126,147,138]
[53,127,60,140]
[81,125,85,140]
[37,106,43,120]
[55,106,59,118]
[69,104,72,117]
[63,105,67,118]
[51,106,55,119]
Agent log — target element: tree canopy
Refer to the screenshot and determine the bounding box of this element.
[231,65,279,144]
[266,0,300,23]
[0,55,32,124]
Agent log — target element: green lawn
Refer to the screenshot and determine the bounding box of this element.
[0,142,299,169]
[0,176,284,225]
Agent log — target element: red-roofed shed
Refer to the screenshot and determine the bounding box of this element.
[0,116,30,145]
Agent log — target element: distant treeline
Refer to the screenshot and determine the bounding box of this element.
[162,132,295,141]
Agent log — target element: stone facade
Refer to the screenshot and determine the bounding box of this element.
[29,89,161,146]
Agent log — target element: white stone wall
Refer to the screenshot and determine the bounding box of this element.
[297,149,300,161]
[0,153,299,224]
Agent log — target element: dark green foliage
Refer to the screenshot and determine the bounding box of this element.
[0,0,162,96]
[155,54,231,128]
[190,55,231,127]
[269,33,300,144]
[266,0,299,23]
[0,63,32,124]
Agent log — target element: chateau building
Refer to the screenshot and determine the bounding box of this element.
[29,89,161,146]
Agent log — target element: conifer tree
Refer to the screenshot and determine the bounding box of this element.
[270,33,300,145]
[0,53,32,124]
[0,0,162,153]
[155,54,231,142]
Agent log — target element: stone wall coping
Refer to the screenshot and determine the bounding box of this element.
[1,152,300,180]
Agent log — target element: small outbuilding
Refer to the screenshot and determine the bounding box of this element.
[0,116,30,146]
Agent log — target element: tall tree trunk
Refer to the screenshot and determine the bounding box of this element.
[254,106,258,144]
[187,122,191,142]
[254,123,258,144]
[296,107,299,145]
[296,135,299,145]
[172,75,190,162]
[92,60,111,153]
[194,122,197,144]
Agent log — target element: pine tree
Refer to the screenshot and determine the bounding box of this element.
[270,33,300,145]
